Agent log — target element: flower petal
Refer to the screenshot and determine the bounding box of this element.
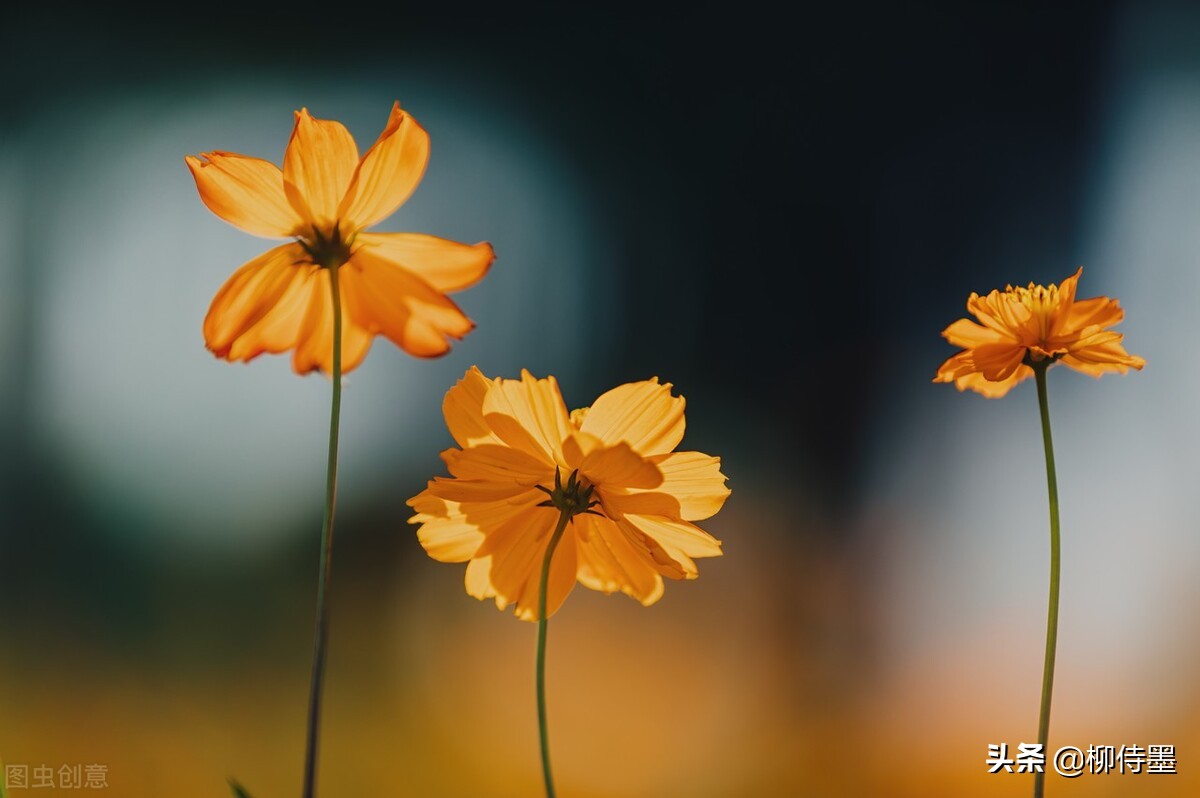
[338,102,431,230]
[1061,338,1146,376]
[622,513,723,562]
[599,489,681,517]
[341,248,475,358]
[612,517,691,580]
[952,366,1034,398]
[933,350,977,383]
[941,317,1005,349]
[289,268,373,375]
[971,342,1027,381]
[185,152,304,237]
[423,478,541,504]
[443,367,505,449]
[355,232,495,293]
[579,378,686,456]
[967,290,1031,340]
[439,445,553,485]
[482,370,573,465]
[574,513,665,606]
[1046,268,1087,338]
[644,451,731,521]
[408,493,486,563]
[282,108,359,229]
[465,557,496,600]
[564,438,662,490]
[204,243,311,361]
[478,507,578,620]
[530,529,578,621]
[409,486,544,562]
[1062,296,1125,334]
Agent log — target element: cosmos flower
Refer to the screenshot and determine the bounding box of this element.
[186,102,493,374]
[409,367,731,620]
[934,267,1144,397]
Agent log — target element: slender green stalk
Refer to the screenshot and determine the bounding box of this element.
[302,262,343,798]
[1033,364,1060,798]
[536,510,572,798]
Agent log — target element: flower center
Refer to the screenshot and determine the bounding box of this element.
[1006,281,1060,345]
[297,224,354,270]
[535,467,601,521]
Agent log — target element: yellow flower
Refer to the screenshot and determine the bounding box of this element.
[186,102,494,374]
[934,267,1144,397]
[408,367,731,620]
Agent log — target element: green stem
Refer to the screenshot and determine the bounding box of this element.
[1033,364,1060,798]
[302,262,343,798]
[536,510,572,798]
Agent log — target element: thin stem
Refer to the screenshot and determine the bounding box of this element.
[302,263,343,798]
[1033,364,1060,798]
[536,510,572,798]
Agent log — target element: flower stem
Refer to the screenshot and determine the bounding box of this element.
[302,263,343,798]
[536,510,572,798]
[1033,364,1060,798]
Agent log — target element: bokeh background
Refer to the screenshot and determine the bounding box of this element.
[2,2,1198,795]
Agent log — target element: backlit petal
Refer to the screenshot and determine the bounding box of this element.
[185,152,304,237]
[204,243,311,361]
[409,487,544,562]
[465,557,496,600]
[622,513,723,562]
[579,378,685,456]
[1056,266,1083,307]
[933,350,977,383]
[1062,296,1125,334]
[342,247,475,358]
[339,102,432,229]
[574,513,665,606]
[289,268,373,375]
[408,493,486,563]
[282,108,359,229]
[952,366,1034,398]
[967,290,1031,339]
[519,530,578,621]
[424,478,541,504]
[355,232,495,292]
[482,370,573,465]
[643,451,731,521]
[941,318,1005,349]
[443,367,504,449]
[480,507,578,620]
[971,342,1027,381]
[599,489,681,518]
[439,445,553,485]
[1038,267,1086,340]
[1069,329,1124,350]
[572,440,662,490]
[1061,338,1146,376]
[613,517,690,580]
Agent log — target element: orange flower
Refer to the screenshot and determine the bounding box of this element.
[934,267,1144,397]
[186,102,494,374]
[408,367,731,620]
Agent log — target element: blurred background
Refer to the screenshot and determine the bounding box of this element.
[2,1,1198,795]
